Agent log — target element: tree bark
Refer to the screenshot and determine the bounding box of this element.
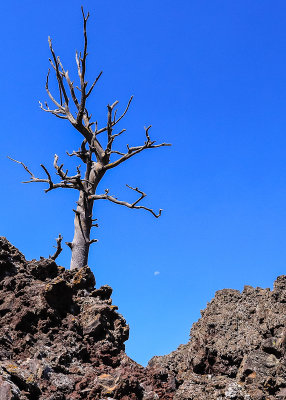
[70,163,104,269]
[70,191,93,270]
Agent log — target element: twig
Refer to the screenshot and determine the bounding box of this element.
[49,234,63,260]
[7,157,35,178]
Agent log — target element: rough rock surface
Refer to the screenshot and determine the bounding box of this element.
[0,237,168,399]
[0,236,286,399]
[148,280,286,399]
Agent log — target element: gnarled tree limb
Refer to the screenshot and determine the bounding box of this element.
[49,234,63,260]
[8,157,82,193]
[88,185,162,218]
[104,126,171,170]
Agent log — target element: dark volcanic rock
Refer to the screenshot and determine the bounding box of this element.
[148,280,286,399]
[0,237,166,400]
[1,236,286,399]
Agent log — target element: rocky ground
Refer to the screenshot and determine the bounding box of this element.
[0,237,285,399]
[148,279,286,399]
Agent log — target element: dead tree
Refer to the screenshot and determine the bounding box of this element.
[10,8,170,270]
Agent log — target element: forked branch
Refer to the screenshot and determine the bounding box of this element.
[96,96,133,136]
[53,154,83,189]
[40,8,103,151]
[88,185,162,218]
[104,125,171,170]
[49,234,63,260]
[8,157,82,193]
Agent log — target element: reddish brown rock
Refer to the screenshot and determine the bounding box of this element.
[1,236,286,399]
[0,237,167,399]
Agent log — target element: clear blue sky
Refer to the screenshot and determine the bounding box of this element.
[1,0,286,366]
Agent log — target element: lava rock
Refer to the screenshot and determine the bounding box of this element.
[0,237,161,399]
[1,236,286,399]
[148,276,286,399]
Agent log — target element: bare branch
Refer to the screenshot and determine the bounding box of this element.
[66,150,78,157]
[66,139,91,164]
[40,164,54,191]
[114,96,133,125]
[112,128,126,140]
[9,157,79,193]
[49,234,63,260]
[105,101,120,153]
[110,100,119,110]
[53,154,68,180]
[45,69,64,110]
[109,150,126,156]
[8,157,35,178]
[75,7,90,124]
[105,128,127,155]
[48,37,69,106]
[96,96,133,136]
[145,125,152,142]
[53,154,85,191]
[89,185,162,218]
[42,38,99,147]
[88,239,98,245]
[39,101,68,120]
[103,126,171,170]
[39,8,108,163]
[86,71,103,97]
[64,70,80,109]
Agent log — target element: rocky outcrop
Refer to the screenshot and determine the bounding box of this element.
[148,279,286,399]
[0,237,170,399]
[0,236,286,399]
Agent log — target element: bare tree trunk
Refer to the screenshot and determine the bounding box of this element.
[70,191,93,270]
[70,164,104,269]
